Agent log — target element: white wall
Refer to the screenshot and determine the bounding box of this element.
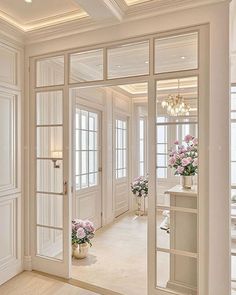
[0,34,23,284]
[24,2,230,294]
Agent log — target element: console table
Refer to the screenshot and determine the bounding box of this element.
[164,185,198,295]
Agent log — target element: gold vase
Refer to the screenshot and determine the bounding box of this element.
[181,175,193,189]
[72,242,89,259]
[136,196,144,216]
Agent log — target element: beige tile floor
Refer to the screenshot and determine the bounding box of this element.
[0,271,98,295]
[72,212,169,295]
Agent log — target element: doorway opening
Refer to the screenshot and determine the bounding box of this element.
[70,82,148,295]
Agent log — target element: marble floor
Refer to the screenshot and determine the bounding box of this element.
[0,271,98,295]
[72,212,169,295]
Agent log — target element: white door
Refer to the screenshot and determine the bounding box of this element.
[31,55,71,278]
[114,116,129,217]
[73,106,102,229]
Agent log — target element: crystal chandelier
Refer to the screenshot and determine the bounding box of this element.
[161,80,190,116]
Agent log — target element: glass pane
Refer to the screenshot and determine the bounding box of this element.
[156,77,198,119]
[37,194,63,228]
[89,112,98,131]
[108,41,149,79]
[37,126,62,158]
[37,159,63,193]
[81,151,88,174]
[232,93,236,111]
[81,130,88,150]
[155,32,198,73]
[36,56,64,87]
[37,227,63,260]
[232,123,236,161]
[157,210,197,253]
[232,162,236,185]
[36,91,63,125]
[232,256,236,280]
[81,174,88,188]
[156,251,197,293]
[89,173,98,187]
[70,49,103,83]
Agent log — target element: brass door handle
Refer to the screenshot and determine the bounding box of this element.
[64,181,68,195]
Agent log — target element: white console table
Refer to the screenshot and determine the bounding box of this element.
[164,185,198,295]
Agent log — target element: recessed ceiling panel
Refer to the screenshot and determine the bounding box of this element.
[124,0,153,6]
[0,0,87,30]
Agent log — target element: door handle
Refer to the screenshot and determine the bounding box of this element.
[63,181,68,195]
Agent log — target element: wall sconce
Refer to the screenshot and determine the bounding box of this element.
[51,151,62,169]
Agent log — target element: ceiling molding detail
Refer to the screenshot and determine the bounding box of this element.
[0,0,229,45]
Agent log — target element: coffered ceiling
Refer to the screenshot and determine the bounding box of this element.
[0,0,226,34]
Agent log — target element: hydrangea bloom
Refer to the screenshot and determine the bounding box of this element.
[168,135,198,176]
[72,219,95,246]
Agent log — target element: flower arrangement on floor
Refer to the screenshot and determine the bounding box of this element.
[131,176,148,216]
[71,219,95,259]
[168,134,198,188]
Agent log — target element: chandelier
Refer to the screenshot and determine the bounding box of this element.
[161,94,190,116]
[161,79,191,116]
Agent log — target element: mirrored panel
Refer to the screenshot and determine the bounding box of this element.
[36,56,64,87]
[70,49,103,83]
[107,41,149,79]
[36,91,63,126]
[37,193,63,228]
[37,227,63,260]
[156,251,197,294]
[155,32,198,74]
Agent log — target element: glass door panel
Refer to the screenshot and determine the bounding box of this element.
[155,76,199,294]
[36,90,64,261]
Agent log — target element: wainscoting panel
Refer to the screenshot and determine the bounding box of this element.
[0,43,17,87]
[0,38,23,286]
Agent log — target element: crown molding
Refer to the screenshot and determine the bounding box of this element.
[0,19,25,47]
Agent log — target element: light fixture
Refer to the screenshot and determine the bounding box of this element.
[161,80,191,116]
[51,151,62,169]
[25,0,32,3]
[181,56,186,60]
[145,61,149,64]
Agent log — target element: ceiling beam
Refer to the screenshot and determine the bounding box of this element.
[74,0,124,21]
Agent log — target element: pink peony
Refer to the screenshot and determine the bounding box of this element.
[181,157,192,167]
[174,140,179,145]
[193,158,198,167]
[177,166,184,174]
[168,157,176,166]
[84,220,95,233]
[77,227,86,239]
[193,137,198,145]
[184,134,194,143]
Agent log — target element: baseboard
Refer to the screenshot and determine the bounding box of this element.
[23,256,32,271]
[0,259,22,285]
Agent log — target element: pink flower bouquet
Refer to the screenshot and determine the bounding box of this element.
[72,219,95,246]
[168,135,198,176]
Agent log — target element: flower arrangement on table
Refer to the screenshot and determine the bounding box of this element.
[168,134,198,188]
[131,176,148,215]
[71,219,95,259]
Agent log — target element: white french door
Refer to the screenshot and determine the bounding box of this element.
[30,55,71,278]
[73,106,102,229]
[114,116,129,217]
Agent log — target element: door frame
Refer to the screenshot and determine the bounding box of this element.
[28,24,210,294]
